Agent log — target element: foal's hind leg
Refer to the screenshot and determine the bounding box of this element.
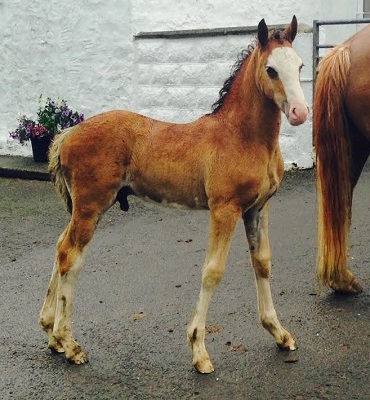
[39,229,68,353]
[40,198,104,363]
[49,208,101,364]
[187,205,239,373]
[243,204,297,350]
[53,245,89,363]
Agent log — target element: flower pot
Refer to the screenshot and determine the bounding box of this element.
[30,135,51,162]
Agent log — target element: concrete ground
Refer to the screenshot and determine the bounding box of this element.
[0,156,369,400]
[0,155,50,181]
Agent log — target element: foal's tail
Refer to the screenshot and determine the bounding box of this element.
[48,128,74,213]
[314,46,352,288]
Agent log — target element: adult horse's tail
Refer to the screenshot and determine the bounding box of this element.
[314,46,360,293]
[48,128,74,213]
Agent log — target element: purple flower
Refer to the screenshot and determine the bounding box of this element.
[10,96,85,144]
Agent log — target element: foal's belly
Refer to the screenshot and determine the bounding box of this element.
[140,193,208,210]
[126,180,209,210]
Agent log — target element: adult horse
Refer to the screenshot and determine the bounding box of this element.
[315,24,370,294]
[40,16,308,373]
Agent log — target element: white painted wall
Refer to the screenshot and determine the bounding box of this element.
[1,0,133,157]
[131,0,320,31]
[0,0,363,168]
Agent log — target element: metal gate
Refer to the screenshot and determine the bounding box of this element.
[311,19,370,144]
[312,18,370,86]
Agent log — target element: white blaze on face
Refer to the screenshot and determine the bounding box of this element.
[266,47,309,126]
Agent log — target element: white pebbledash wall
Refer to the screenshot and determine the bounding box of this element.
[0,0,360,168]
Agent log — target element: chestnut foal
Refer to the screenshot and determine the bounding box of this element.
[40,16,308,373]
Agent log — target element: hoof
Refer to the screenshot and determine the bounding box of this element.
[48,336,65,353]
[193,359,215,374]
[49,342,65,354]
[277,334,298,351]
[67,346,89,365]
[330,278,363,295]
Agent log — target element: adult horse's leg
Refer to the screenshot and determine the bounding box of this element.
[349,128,370,189]
[319,127,369,294]
[243,204,297,350]
[187,205,239,373]
[336,127,370,293]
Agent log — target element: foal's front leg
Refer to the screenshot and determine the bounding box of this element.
[243,204,297,350]
[188,205,239,373]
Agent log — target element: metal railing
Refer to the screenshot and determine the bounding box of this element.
[312,18,370,86]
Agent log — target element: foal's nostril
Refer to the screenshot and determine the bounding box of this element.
[288,102,309,126]
[291,107,300,121]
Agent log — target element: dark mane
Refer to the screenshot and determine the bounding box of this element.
[211,42,256,114]
[211,29,286,114]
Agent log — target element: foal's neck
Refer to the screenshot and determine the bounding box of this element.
[213,52,281,146]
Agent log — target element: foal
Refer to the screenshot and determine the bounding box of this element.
[40,16,308,373]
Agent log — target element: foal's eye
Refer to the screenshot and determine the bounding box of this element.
[266,66,278,79]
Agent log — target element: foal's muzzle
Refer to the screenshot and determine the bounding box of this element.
[286,99,310,126]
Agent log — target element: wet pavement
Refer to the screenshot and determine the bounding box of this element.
[0,157,369,399]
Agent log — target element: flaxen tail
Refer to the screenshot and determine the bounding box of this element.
[48,128,74,213]
[314,46,352,287]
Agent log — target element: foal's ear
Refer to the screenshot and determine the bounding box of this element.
[285,15,298,43]
[257,18,269,47]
